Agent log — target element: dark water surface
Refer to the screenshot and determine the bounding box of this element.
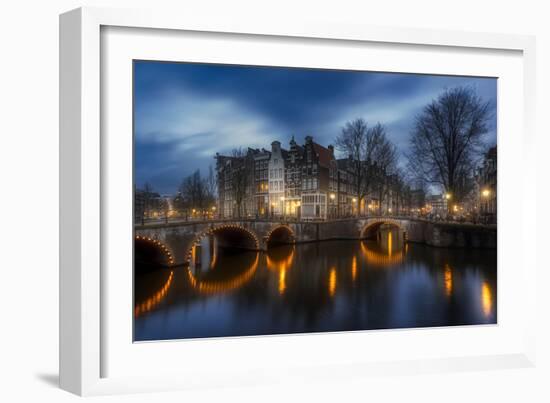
[134,229,496,341]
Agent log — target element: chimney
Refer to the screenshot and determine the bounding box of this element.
[328,144,334,155]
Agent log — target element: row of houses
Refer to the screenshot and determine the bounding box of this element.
[474,146,497,223]
[423,146,497,223]
[215,136,412,220]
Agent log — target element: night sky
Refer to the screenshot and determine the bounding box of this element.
[134,61,497,194]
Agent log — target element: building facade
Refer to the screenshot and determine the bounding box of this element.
[475,146,497,224]
[268,141,286,217]
[215,135,414,221]
[253,148,271,218]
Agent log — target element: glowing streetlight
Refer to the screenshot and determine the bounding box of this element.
[482,189,490,198]
[445,193,452,200]
[330,193,336,200]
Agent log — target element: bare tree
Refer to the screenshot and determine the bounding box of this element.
[230,148,249,218]
[407,86,491,208]
[175,165,218,220]
[335,119,396,216]
[142,182,154,219]
[368,125,398,215]
[205,164,217,202]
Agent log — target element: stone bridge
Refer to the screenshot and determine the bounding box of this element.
[134,217,496,267]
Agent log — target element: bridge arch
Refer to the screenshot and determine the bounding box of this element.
[134,270,174,317]
[360,219,405,239]
[134,235,175,270]
[187,252,260,294]
[185,224,260,265]
[360,241,404,267]
[265,225,295,247]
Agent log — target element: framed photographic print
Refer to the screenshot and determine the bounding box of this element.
[60,7,537,396]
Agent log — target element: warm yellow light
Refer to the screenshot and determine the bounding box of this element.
[453,205,459,212]
[481,282,492,317]
[212,206,217,211]
[352,198,357,203]
[329,268,337,297]
[280,196,285,201]
[388,231,393,258]
[444,264,453,297]
[445,193,452,200]
[330,193,335,200]
[482,189,490,198]
[279,268,286,295]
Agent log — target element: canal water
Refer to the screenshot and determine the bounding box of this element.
[134,227,497,341]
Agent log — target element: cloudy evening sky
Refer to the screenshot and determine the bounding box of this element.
[134,61,497,194]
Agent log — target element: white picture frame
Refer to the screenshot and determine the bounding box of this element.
[60,6,537,396]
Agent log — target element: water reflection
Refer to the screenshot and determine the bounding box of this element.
[266,246,295,295]
[134,270,174,317]
[444,264,453,297]
[481,281,492,317]
[134,226,497,341]
[329,267,337,297]
[187,252,259,294]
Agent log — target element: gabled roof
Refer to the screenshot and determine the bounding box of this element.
[312,142,333,168]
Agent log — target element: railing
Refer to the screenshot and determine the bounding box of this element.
[135,214,496,228]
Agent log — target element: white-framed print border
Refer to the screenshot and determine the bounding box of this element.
[60,6,537,396]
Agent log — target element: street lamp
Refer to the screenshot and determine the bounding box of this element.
[482,189,490,198]
[445,193,452,200]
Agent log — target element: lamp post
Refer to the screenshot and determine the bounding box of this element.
[329,193,336,219]
[481,188,491,223]
[445,192,452,218]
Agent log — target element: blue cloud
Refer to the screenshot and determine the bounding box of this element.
[134,61,497,194]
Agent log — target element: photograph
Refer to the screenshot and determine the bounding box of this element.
[133,60,497,341]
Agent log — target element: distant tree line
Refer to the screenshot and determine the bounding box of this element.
[173,166,217,218]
